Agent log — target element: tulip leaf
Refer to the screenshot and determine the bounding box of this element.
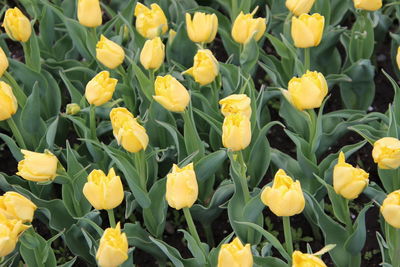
[179,230,207,265]
[155,120,185,161]
[253,256,288,267]
[20,229,57,267]
[149,237,185,267]
[0,133,23,161]
[363,182,386,205]
[240,38,259,74]
[195,150,227,182]
[46,116,59,151]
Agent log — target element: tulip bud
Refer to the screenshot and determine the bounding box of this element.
[183,49,219,86]
[284,70,328,111]
[186,12,218,44]
[219,94,252,118]
[372,137,400,169]
[17,150,58,182]
[96,35,125,69]
[333,152,369,200]
[140,37,165,70]
[83,168,124,210]
[66,103,81,115]
[381,190,400,228]
[168,29,177,44]
[96,222,128,267]
[292,251,327,267]
[217,237,253,267]
[77,0,102,28]
[166,163,198,210]
[85,71,117,106]
[0,192,37,223]
[110,108,149,153]
[231,11,266,44]
[0,213,30,257]
[397,46,400,70]
[0,47,9,77]
[261,169,305,217]
[134,3,168,39]
[153,75,190,112]
[0,81,17,121]
[291,13,324,48]
[353,0,382,11]
[222,114,251,152]
[286,0,316,16]
[2,7,32,42]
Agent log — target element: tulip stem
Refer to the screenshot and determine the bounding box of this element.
[344,200,354,232]
[7,117,26,149]
[236,151,251,202]
[89,105,97,140]
[107,209,116,228]
[3,71,27,107]
[183,207,203,253]
[283,216,293,257]
[134,150,147,191]
[304,48,310,72]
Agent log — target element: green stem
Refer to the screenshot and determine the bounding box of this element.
[304,48,310,73]
[306,109,316,144]
[344,200,353,233]
[283,216,293,257]
[202,223,215,247]
[283,12,293,39]
[107,209,116,228]
[392,226,400,267]
[89,105,97,140]
[3,71,27,107]
[7,117,26,149]
[236,151,250,201]
[183,208,204,255]
[134,150,147,191]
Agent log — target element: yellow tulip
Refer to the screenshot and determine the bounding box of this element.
[83,168,124,210]
[96,222,128,267]
[2,7,31,42]
[217,237,253,267]
[0,192,37,223]
[286,0,316,16]
[110,108,149,153]
[168,29,177,44]
[153,75,190,112]
[381,190,400,228]
[0,213,30,257]
[372,137,400,169]
[261,169,305,217]
[166,163,198,210]
[17,150,58,182]
[284,70,328,110]
[186,12,218,44]
[231,11,266,44]
[85,71,117,106]
[77,0,102,27]
[183,49,219,86]
[66,103,81,115]
[0,47,9,77]
[291,13,324,48]
[353,0,382,11]
[292,251,327,267]
[134,3,168,39]
[96,35,125,69]
[397,46,400,70]
[333,152,369,200]
[140,37,165,70]
[0,81,17,121]
[222,114,251,152]
[219,94,252,118]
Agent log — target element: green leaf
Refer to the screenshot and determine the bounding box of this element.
[179,230,206,265]
[195,150,227,182]
[240,38,259,74]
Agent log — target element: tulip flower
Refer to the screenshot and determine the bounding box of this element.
[353,0,382,11]
[2,7,31,42]
[261,169,305,217]
[134,3,168,39]
[183,49,219,86]
[168,29,177,44]
[83,168,124,210]
[222,114,251,152]
[140,37,165,70]
[0,213,30,257]
[96,35,125,69]
[85,71,117,106]
[291,14,324,48]
[166,163,198,210]
[292,251,327,267]
[286,0,316,16]
[231,11,266,44]
[0,47,9,77]
[219,94,252,118]
[186,12,218,44]
[110,108,149,153]
[77,0,102,27]
[217,237,253,267]
[66,103,81,115]
[17,150,58,182]
[0,192,37,223]
[153,75,190,112]
[372,137,400,169]
[284,71,328,111]
[397,46,400,70]
[333,152,369,200]
[0,81,17,121]
[96,222,128,267]
[381,190,400,228]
